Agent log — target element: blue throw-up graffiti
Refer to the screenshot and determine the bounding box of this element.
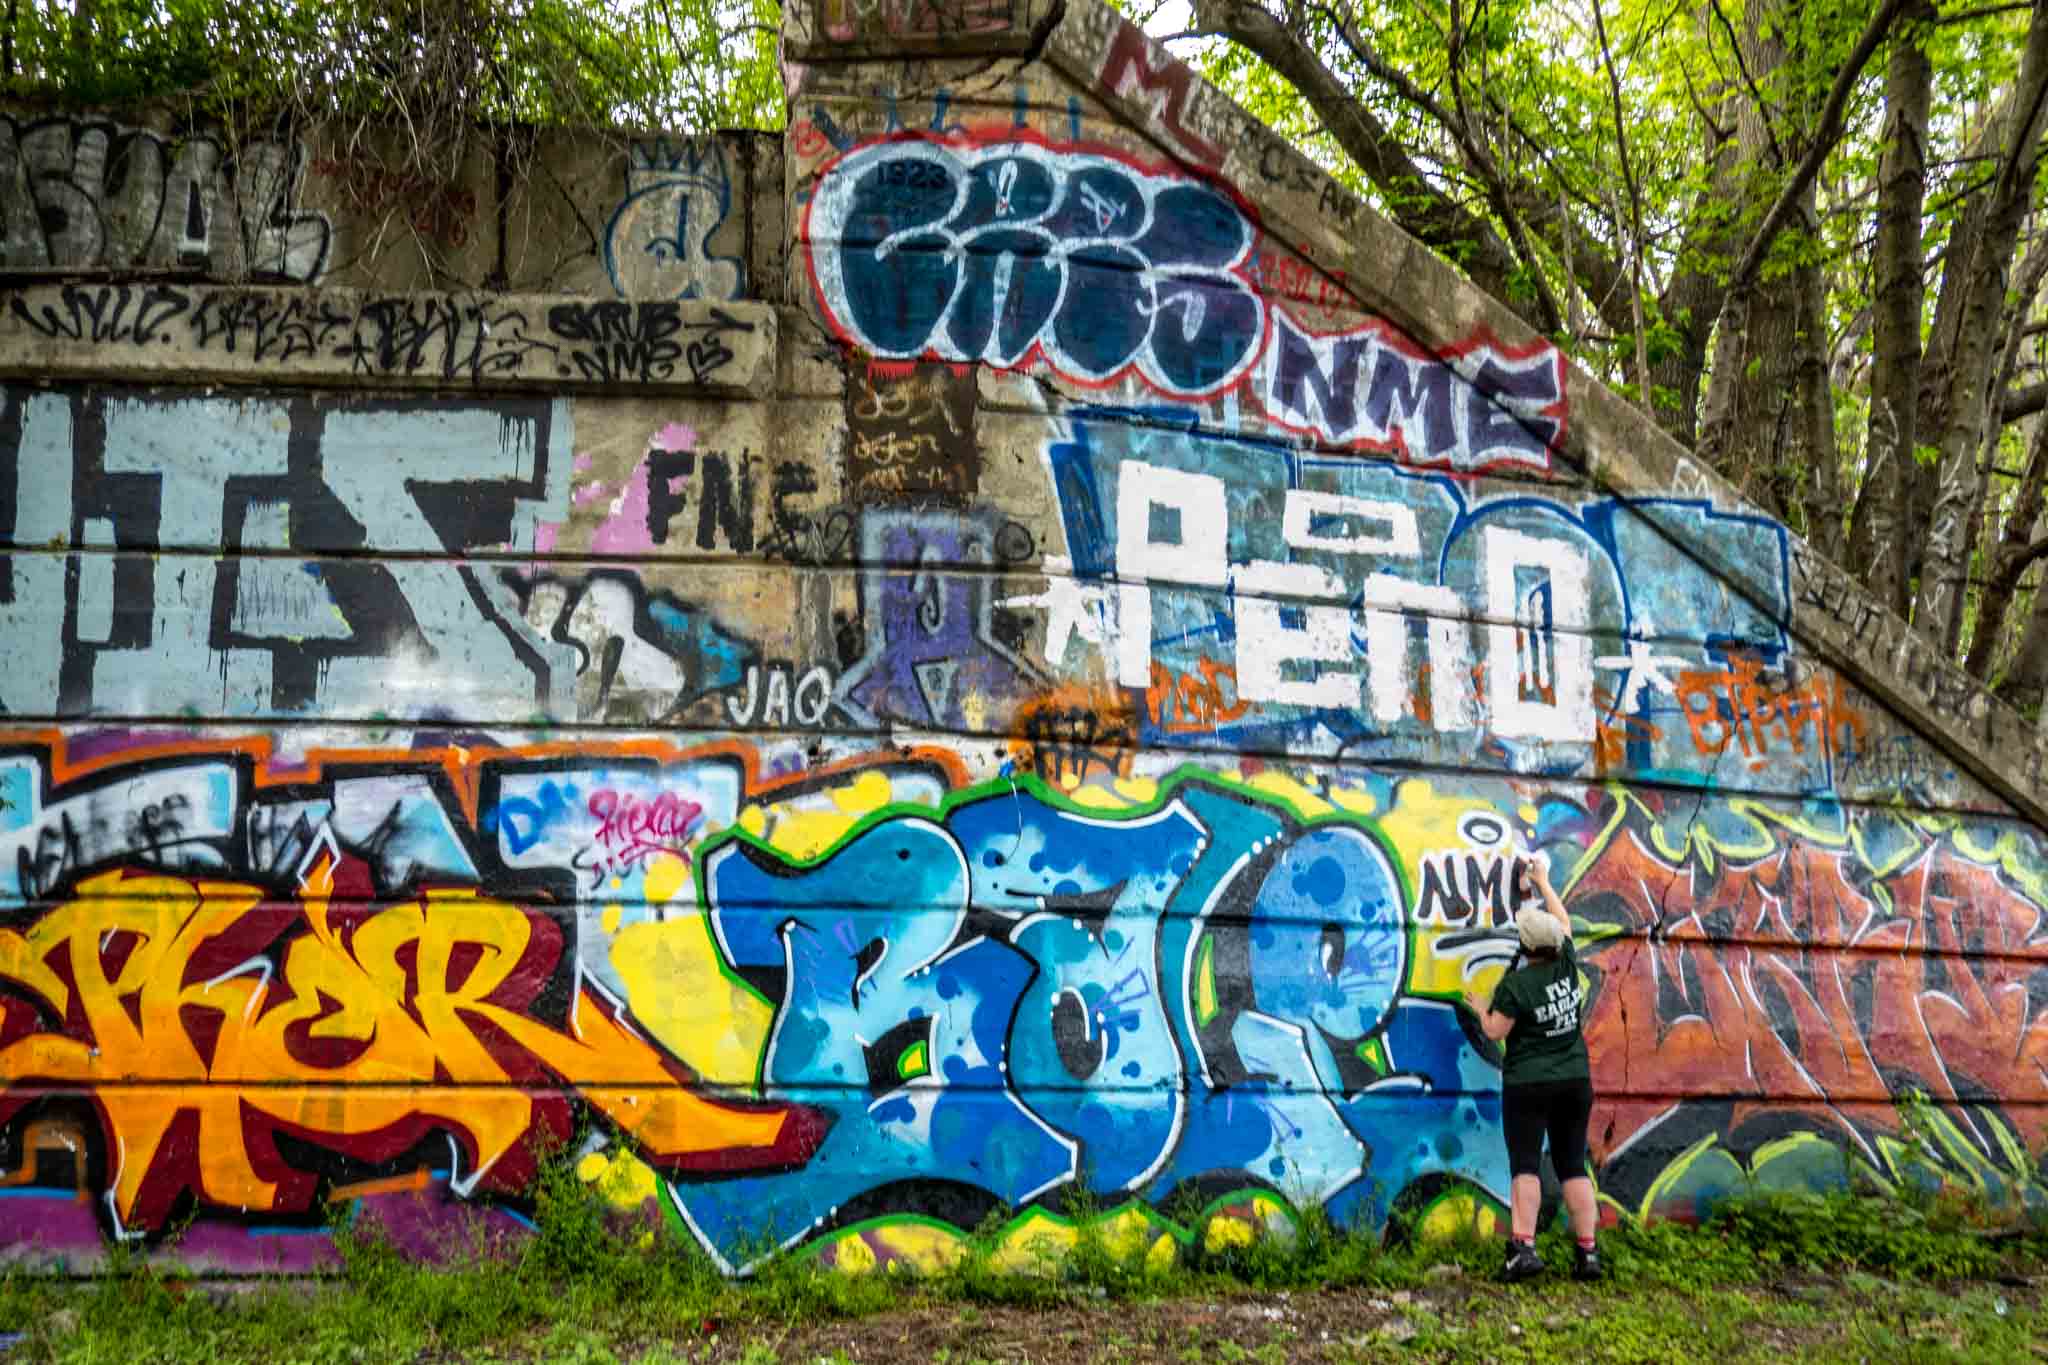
[950,794,1205,1194]
[681,817,1075,1260]
[806,138,1267,396]
[667,776,1510,1269]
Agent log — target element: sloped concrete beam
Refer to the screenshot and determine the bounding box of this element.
[1040,0,2048,829]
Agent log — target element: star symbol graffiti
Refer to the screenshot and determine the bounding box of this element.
[998,556,1117,667]
[1593,635,1688,715]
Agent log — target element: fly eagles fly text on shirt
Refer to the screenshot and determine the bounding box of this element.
[1533,978,1581,1036]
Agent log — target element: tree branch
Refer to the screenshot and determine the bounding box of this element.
[1191,0,1545,327]
[1592,0,1654,412]
[1677,56,1734,145]
[1480,96,1637,333]
[1708,0,1788,166]
[1305,0,1566,332]
[1940,2,2035,24]
[2005,381,2048,423]
[1725,0,1912,298]
[1992,532,2048,593]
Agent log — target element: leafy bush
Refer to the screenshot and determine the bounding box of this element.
[1704,1189,2006,1280]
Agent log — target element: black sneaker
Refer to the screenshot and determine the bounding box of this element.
[1502,1241,1544,1282]
[1573,1244,1604,1281]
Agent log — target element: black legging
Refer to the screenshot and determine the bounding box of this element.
[1501,1077,1593,1180]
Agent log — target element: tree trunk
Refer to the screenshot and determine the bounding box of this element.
[1648,104,1746,451]
[1909,5,2048,650]
[1696,194,1830,530]
[1647,272,1720,448]
[1957,243,2048,671]
[1694,2,1834,531]
[1966,415,2048,680]
[1998,554,2048,715]
[1193,0,1541,329]
[1848,2,1935,613]
[1794,251,1843,559]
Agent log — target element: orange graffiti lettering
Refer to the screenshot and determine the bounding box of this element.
[1591,686,1664,771]
[0,861,822,1231]
[1012,685,1134,786]
[1146,660,1250,734]
[1673,655,1865,768]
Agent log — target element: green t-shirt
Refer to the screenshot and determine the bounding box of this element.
[1489,936,1589,1087]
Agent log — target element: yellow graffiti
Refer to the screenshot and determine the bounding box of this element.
[987,1204,1176,1274]
[1416,1188,1502,1242]
[576,1148,660,1209]
[1202,1213,1255,1253]
[610,855,774,1087]
[1600,781,2048,915]
[1239,769,1337,818]
[1329,784,1378,817]
[819,1219,968,1274]
[815,1204,1190,1278]
[1377,778,1525,997]
[736,769,929,860]
[1042,775,1165,812]
[830,1229,882,1272]
[0,865,800,1228]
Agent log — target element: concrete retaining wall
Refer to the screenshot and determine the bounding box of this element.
[0,0,2041,1274]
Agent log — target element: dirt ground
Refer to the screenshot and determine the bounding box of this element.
[487,1268,2048,1364]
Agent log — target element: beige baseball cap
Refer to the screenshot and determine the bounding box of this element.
[1516,906,1568,952]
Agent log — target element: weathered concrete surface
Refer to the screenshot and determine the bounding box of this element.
[784,0,1061,58]
[1032,0,2048,833]
[0,0,2045,1281]
[0,117,785,300]
[0,283,777,394]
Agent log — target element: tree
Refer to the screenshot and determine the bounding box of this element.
[3,0,781,288]
[1155,0,2048,701]
[1,1,783,154]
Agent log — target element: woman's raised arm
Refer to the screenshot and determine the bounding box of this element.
[1521,850,1571,936]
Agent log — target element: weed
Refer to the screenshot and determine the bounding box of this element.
[1056,1182,1152,1299]
[8,1167,2048,1362]
[933,1204,1068,1307]
[1590,1210,1750,1290]
[1186,1199,1387,1290]
[1706,1188,2005,1280]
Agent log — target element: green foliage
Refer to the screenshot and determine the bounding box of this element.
[1146,0,2040,607]
[4,1174,2048,1361]
[1589,1210,1754,1289]
[930,1205,1077,1308]
[5,0,231,107]
[2,0,781,133]
[1706,1188,2009,1280]
[1043,1184,1147,1297]
[1184,1202,1387,1291]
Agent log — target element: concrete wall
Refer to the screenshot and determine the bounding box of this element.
[0,0,2044,1275]
[0,114,786,301]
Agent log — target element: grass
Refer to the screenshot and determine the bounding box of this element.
[1,1164,2045,1363]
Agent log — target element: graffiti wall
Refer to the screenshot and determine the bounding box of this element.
[0,114,783,300]
[0,8,2044,1274]
[0,117,329,282]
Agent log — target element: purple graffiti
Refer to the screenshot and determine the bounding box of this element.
[1256,314,1566,473]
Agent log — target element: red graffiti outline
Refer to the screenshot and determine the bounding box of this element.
[1,729,977,829]
[1255,309,1569,476]
[799,126,1274,406]
[800,127,1567,477]
[1095,13,1227,169]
